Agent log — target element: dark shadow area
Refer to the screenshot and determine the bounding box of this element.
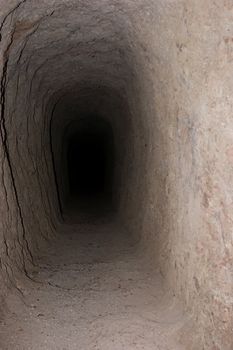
[62,116,115,220]
[67,131,106,196]
[59,116,115,222]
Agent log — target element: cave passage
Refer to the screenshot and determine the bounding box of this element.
[0,1,231,349]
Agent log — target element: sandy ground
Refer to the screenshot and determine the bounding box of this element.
[0,205,188,349]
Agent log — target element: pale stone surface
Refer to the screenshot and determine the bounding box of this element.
[0,216,188,350]
[0,1,232,349]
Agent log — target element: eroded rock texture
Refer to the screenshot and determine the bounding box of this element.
[0,1,232,349]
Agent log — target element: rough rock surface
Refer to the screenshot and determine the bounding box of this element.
[0,211,189,350]
[0,1,232,349]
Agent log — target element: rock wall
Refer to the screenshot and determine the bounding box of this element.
[0,1,232,349]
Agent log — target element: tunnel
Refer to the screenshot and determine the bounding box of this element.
[0,1,232,349]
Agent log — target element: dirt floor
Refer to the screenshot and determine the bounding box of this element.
[0,204,188,350]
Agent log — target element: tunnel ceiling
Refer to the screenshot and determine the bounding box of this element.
[1,0,154,107]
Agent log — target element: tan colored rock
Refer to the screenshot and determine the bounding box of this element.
[0,1,232,349]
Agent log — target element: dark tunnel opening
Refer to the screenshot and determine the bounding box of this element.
[67,131,106,196]
[67,126,114,197]
[60,116,116,218]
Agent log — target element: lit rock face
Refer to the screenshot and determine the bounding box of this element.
[0,1,232,349]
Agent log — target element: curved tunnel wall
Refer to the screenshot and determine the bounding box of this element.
[0,1,233,349]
